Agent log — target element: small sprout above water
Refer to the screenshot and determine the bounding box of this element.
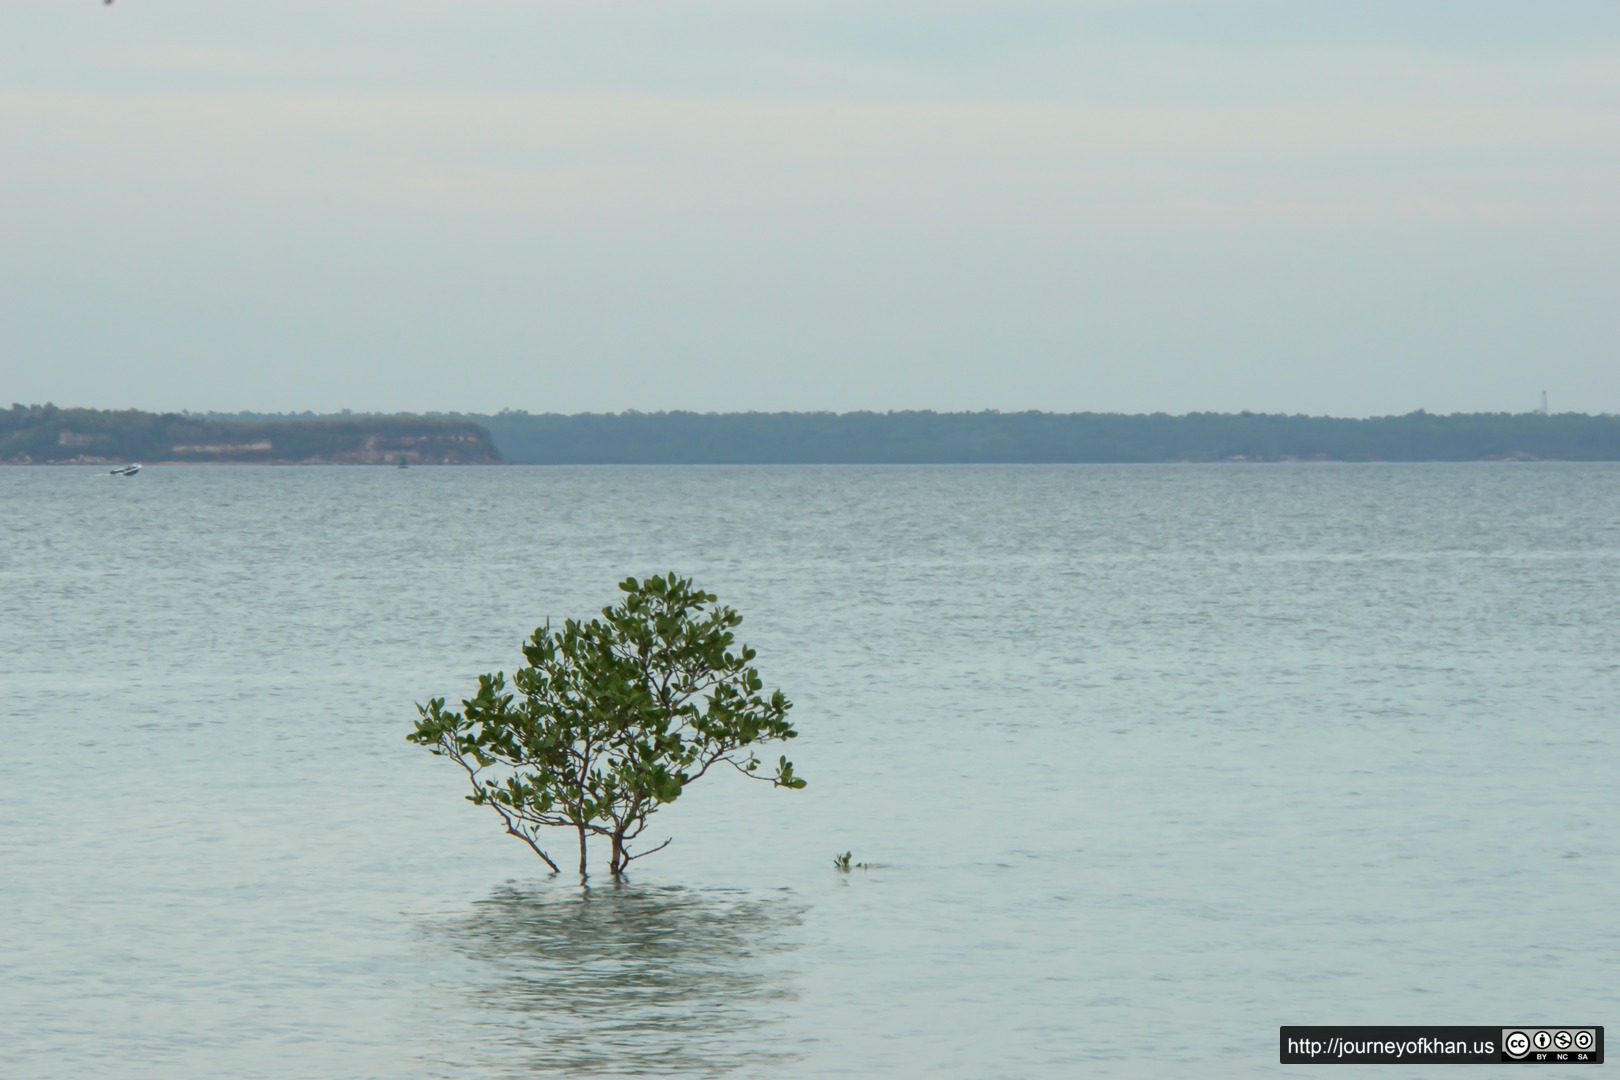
[834,851,869,871]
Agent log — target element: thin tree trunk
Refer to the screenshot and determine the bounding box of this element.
[576,823,588,878]
[610,833,626,877]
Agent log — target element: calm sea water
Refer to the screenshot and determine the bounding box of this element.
[2,464,1615,1077]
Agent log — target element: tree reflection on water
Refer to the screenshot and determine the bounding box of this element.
[431,882,807,1076]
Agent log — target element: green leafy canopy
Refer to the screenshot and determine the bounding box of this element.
[408,573,802,876]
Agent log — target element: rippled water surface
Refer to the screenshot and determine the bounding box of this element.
[2,464,1616,1077]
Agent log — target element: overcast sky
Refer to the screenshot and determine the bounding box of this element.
[3,1,1616,416]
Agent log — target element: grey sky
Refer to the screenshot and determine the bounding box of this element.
[3,1,1616,416]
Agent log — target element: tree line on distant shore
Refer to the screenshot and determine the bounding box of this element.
[1,404,498,464]
[7,404,1619,464]
[470,409,1620,464]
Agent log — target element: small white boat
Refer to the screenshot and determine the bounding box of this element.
[110,463,142,476]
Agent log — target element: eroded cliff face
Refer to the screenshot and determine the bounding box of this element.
[323,432,495,465]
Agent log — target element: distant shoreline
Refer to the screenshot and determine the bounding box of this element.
[7,405,1619,465]
[1,405,499,466]
[9,459,1616,470]
[471,409,1620,465]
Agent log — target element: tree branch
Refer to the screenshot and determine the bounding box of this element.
[622,837,673,865]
